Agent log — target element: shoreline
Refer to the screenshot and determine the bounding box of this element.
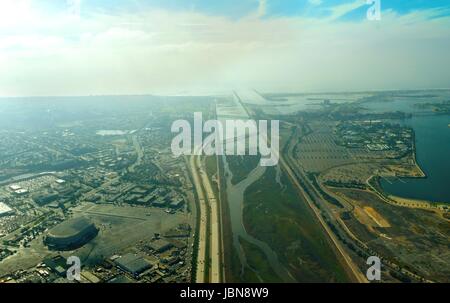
[366,176,449,220]
[380,115,450,208]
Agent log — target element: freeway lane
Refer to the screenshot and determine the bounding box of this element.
[281,154,368,283]
[189,153,208,283]
[190,139,222,283]
[197,156,221,283]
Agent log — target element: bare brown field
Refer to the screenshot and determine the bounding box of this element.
[330,188,450,282]
[363,206,390,228]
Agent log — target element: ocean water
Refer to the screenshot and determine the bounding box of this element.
[380,115,450,203]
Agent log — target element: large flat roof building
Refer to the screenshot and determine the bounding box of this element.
[9,185,21,191]
[148,239,173,253]
[0,202,13,217]
[115,253,152,276]
[14,189,28,195]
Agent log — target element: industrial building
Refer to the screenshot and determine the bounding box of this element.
[148,239,173,253]
[44,217,98,250]
[115,253,152,276]
[14,189,29,196]
[9,185,21,191]
[0,202,14,217]
[34,193,60,206]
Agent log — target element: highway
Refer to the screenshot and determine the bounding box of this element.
[197,155,221,283]
[281,153,368,283]
[189,152,208,282]
[189,140,221,283]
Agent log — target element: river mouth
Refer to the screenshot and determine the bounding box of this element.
[221,156,295,282]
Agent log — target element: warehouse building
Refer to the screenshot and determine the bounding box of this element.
[0,202,14,217]
[115,253,152,276]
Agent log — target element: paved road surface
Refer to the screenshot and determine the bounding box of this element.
[189,153,208,283]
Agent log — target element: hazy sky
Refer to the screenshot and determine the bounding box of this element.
[1,0,450,96]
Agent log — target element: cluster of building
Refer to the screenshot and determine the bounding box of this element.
[0,133,57,175]
[2,214,63,249]
[335,120,413,158]
[9,184,28,196]
[1,220,191,283]
[100,231,190,283]
[0,119,195,284]
[0,174,82,249]
[99,183,185,211]
[80,147,135,170]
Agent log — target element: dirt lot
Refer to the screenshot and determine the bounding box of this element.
[332,188,450,282]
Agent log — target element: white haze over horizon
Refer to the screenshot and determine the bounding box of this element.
[1,0,450,97]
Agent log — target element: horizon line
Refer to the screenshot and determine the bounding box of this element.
[1,87,450,99]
